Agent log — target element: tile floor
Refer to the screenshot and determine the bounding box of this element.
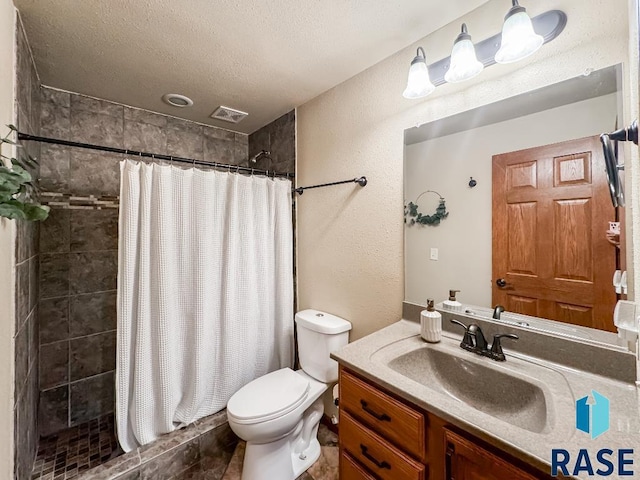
[31,414,122,479]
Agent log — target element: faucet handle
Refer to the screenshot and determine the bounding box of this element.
[450,319,474,351]
[490,333,519,361]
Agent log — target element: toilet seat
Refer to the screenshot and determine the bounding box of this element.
[228,368,310,425]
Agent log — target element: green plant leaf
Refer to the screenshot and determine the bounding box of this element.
[8,164,31,183]
[21,203,49,221]
[0,201,27,220]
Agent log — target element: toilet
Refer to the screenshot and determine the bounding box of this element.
[227,309,351,480]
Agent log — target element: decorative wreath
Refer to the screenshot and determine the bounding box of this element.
[404,190,449,226]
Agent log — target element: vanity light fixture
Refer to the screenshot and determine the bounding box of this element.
[402,47,436,99]
[444,24,484,84]
[402,2,566,98]
[495,0,544,64]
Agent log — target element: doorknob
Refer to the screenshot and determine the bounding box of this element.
[496,278,507,288]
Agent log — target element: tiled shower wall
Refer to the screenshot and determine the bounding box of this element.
[14,15,42,480]
[249,110,296,174]
[37,86,297,436]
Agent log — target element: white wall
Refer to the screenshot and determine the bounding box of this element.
[0,0,16,476]
[297,0,634,340]
[404,93,618,307]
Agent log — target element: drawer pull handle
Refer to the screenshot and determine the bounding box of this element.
[360,400,391,421]
[360,444,391,470]
[446,443,454,480]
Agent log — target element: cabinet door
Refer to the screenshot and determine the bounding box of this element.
[445,429,540,480]
[341,451,378,480]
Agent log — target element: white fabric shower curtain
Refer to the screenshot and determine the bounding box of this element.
[116,160,294,452]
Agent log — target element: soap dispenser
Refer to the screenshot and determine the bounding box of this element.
[421,299,442,343]
[443,289,462,312]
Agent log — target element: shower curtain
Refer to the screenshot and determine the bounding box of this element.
[116,160,294,451]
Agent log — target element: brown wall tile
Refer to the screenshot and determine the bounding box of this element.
[69,291,116,337]
[40,296,70,344]
[166,117,203,160]
[41,88,71,108]
[124,120,167,152]
[40,253,70,299]
[70,371,114,425]
[14,321,29,394]
[124,106,168,128]
[40,102,70,140]
[69,150,120,196]
[40,341,69,389]
[40,208,70,254]
[39,143,71,193]
[69,251,117,294]
[70,109,124,148]
[70,209,118,252]
[70,332,115,381]
[39,385,69,436]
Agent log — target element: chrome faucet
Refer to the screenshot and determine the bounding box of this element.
[450,319,518,362]
[493,305,505,320]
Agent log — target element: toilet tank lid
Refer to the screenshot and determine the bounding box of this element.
[295,309,351,334]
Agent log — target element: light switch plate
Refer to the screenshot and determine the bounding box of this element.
[430,248,438,261]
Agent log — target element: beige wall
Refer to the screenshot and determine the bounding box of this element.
[0,0,16,476]
[404,93,619,308]
[297,0,635,340]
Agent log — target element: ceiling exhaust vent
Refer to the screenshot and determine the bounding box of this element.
[210,106,248,124]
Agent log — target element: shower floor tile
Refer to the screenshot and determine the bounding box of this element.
[31,413,122,480]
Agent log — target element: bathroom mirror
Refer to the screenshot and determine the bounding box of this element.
[404,64,628,334]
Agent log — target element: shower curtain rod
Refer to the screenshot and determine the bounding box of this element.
[17,132,295,179]
[293,176,367,195]
[18,132,368,194]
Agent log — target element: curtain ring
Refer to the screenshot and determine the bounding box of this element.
[235,165,240,174]
[227,164,231,173]
[251,168,254,176]
[169,155,173,167]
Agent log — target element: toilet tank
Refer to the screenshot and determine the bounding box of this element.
[295,309,351,383]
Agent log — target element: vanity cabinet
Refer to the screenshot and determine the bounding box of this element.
[338,367,551,480]
[444,429,539,480]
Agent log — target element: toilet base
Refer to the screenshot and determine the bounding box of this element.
[291,437,321,477]
[241,436,322,480]
[240,397,325,480]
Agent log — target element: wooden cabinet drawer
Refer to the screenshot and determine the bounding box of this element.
[341,411,426,480]
[340,369,426,461]
[341,451,377,480]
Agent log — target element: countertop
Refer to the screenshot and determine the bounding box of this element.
[331,320,640,479]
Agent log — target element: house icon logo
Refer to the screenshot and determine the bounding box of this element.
[576,390,609,439]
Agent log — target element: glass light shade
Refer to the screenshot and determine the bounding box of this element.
[495,11,544,64]
[403,58,435,99]
[444,38,484,83]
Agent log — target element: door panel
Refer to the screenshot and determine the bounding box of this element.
[507,202,537,275]
[493,136,617,332]
[506,295,539,317]
[553,199,592,282]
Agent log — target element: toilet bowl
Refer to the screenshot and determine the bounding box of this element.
[227,310,351,480]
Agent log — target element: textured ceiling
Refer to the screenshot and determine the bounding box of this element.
[13,0,489,133]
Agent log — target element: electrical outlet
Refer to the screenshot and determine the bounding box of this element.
[430,248,438,261]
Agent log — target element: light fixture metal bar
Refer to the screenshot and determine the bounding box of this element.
[428,10,567,87]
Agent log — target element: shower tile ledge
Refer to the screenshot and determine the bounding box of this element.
[75,410,229,480]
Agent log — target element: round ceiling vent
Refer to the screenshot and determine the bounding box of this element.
[162,93,193,108]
